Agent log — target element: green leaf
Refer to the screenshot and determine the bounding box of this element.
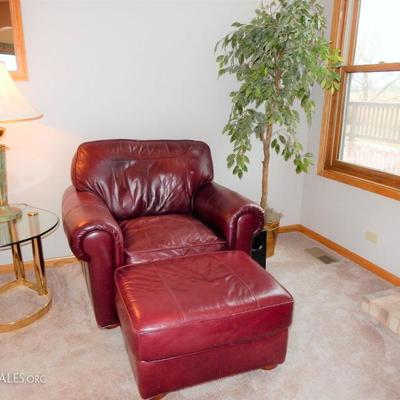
[227,153,235,168]
[218,68,227,77]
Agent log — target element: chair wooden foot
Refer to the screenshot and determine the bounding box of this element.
[262,364,277,371]
[104,323,119,329]
[149,394,166,400]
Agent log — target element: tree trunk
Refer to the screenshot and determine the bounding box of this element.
[260,123,273,210]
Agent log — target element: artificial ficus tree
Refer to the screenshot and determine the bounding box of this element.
[216,0,341,221]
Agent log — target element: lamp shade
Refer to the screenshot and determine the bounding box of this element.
[0,62,42,123]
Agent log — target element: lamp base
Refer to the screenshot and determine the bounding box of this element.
[0,205,22,222]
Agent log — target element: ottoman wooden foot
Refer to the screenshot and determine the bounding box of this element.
[149,394,166,400]
[262,364,278,371]
[104,323,119,329]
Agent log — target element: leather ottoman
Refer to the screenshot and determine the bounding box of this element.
[115,251,294,399]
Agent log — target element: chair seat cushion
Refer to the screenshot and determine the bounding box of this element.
[114,251,293,361]
[119,214,226,264]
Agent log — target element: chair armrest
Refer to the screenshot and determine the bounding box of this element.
[193,182,264,253]
[62,186,124,264]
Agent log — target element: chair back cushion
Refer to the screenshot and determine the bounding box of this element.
[71,139,214,220]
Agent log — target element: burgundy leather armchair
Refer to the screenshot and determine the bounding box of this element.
[62,140,264,328]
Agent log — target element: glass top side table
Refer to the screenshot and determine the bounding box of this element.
[0,204,59,332]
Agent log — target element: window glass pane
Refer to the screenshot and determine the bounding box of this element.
[354,0,400,65]
[0,53,16,71]
[339,71,400,176]
[0,1,16,71]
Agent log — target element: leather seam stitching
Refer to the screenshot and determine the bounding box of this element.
[115,249,237,272]
[110,148,191,162]
[211,253,260,309]
[132,301,293,334]
[124,240,226,255]
[154,269,186,323]
[114,284,144,351]
[139,328,287,362]
[72,150,79,185]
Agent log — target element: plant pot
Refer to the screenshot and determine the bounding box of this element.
[265,221,280,258]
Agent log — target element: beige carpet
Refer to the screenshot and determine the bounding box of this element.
[1,232,400,400]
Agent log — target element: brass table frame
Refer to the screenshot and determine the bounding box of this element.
[0,218,52,333]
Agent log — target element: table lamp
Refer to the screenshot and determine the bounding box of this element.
[0,62,42,222]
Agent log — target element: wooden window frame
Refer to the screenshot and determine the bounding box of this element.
[318,0,400,201]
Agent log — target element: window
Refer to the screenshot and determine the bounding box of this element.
[318,0,400,200]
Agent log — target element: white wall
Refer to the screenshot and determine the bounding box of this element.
[1,0,305,263]
[301,0,400,277]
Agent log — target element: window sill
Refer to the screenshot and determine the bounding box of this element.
[318,167,400,201]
